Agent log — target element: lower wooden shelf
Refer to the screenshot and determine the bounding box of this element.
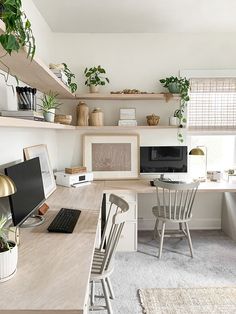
[0,117,179,130]
[0,117,76,130]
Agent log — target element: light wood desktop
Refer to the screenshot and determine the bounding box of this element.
[0,179,235,313]
[0,182,104,314]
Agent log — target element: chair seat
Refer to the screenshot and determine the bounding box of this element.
[152,205,191,221]
[90,248,114,281]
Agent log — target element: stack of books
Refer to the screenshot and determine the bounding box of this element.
[50,69,68,86]
[0,110,44,121]
[118,108,137,126]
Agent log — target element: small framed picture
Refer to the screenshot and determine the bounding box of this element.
[120,108,136,120]
[83,134,139,179]
[23,144,56,198]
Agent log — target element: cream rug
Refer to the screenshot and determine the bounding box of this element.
[138,287,236,314]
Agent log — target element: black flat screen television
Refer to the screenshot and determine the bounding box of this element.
[140,146,188,173]
[5,157,45,226]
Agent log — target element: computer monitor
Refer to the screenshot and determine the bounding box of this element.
[5,157,45,227]
[140,146,188,173]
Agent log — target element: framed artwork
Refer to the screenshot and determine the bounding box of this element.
[83,134,139,179]
[23,144,56,198]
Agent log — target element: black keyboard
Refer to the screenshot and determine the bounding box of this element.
[47,208,81,233]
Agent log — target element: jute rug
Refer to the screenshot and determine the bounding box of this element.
[138,287,236,314]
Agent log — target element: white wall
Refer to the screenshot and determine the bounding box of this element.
[0,1,57,171]
[22,0,54,64]
[1,5,236,229]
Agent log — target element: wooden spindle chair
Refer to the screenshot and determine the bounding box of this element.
[89,194,129,314]
[152,180,199,258]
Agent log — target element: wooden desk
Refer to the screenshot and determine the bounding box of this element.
[0,182,104,314]
[1,179,236,313]
[104,179,236,193]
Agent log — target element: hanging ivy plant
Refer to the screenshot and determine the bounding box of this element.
[160,76,190,143]
[0,0,36,59]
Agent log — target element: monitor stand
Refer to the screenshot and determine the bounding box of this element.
[20,215,45,228]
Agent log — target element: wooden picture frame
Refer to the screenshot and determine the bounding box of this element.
[23,144,56,198]
[83,134,139,180]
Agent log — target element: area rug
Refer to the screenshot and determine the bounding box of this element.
[138,287,236,314]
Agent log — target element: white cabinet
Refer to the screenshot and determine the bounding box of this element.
[105,192,137,252]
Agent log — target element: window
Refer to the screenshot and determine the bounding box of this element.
[189,135,236,171]
[188,78,236,130]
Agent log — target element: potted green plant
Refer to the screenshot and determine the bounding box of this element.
[0,215,18,282]
[84,65,109,93]
[160,76,190,142]
[39,91,61,123]
[0,0,36,59]
[0,0,36,91]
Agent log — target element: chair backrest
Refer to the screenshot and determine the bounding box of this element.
[154,180,199,221]
[99,193,129,273]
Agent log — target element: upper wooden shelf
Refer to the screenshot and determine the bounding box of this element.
[0,20,75,99]
[76,93,180,101]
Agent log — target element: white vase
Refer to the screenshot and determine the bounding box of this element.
[169,116,179,126]
[89,85,99,93]
[0,241,18,282]
[44,109,55,122]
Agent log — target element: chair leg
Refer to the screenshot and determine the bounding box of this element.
[91,280,95,306]
[158,221,166,259]
[106,277,115,299]
[185,222,194,258]
[153,218,159,239]
[101,278,113,314]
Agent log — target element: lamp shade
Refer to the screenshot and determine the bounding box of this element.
[189,148,205,156]
[0,174,16,197]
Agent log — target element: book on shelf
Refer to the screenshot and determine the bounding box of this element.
[51,69,68,85]
[0,110,44,119]
[118,119,137,126]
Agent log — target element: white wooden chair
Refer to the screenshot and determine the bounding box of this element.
[152,180,199,258]
[89,193,129,314]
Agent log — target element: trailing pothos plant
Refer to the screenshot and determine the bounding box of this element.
[160,76,190,143]
[0,0,36,59]
[0,0,36,91]
[62,63,77,93]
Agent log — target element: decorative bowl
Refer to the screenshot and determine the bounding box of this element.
[146,114,160,126]
[54,114,72,125]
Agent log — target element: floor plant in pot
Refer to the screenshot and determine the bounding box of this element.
[0,215,18,282]
[160,76,190,142]
[84,65,109,93]
[39,91,61,123]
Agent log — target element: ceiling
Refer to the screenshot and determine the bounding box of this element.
[33,0,236,33]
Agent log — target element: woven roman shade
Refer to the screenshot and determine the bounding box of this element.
[188,78,236,130]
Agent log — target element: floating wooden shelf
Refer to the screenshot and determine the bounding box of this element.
[0,117,76,130]
[76,93,180,101]
[75,125,178,130]
[0,20,75,99]
[0,117,179,130]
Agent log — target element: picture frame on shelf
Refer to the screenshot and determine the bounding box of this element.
[23,144,56,198]
[83,134,139,179]
[120,108,136,120]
